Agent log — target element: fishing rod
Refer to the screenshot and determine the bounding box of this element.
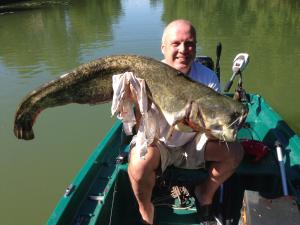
[215,42,222,82]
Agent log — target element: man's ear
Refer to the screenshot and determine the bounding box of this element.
[161,44,165,55]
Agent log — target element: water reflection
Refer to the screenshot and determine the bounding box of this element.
[162,0,299,52]
[0,0,122,75]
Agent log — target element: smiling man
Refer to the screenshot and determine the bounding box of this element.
[161,19,220,92]
[161,20,196,74]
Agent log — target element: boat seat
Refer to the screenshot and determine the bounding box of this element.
[195,56,214,70]
[160,166,208,187]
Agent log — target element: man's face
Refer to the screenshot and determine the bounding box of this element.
[161,23,196,74]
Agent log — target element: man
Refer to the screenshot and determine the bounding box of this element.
[128,19,244,224]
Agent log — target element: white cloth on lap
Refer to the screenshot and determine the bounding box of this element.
[111,72,158,158]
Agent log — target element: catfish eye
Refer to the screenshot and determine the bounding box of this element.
[230,111,241,122]
[209,111,216,119]
[233,111,241,119]
[210,124,222,131]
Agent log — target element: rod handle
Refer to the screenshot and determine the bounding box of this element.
[224,80,233,92]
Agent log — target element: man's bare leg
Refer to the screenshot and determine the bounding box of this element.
[194,141,244,205]
[128,145,161,224]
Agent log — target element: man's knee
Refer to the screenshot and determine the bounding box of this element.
[205,140,244,170]
[228,142,244,169]
[128,146,160,182]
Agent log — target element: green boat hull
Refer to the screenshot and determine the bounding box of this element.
[47,94,300,225]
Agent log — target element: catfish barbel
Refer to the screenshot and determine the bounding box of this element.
[13,55,248,141]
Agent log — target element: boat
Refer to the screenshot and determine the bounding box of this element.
[46,55,300,225]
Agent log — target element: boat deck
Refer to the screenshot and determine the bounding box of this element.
[47,94,300,225]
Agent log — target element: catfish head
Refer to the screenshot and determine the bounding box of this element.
[164,94,248,142]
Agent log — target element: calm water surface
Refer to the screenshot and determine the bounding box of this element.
[0,0,299,224]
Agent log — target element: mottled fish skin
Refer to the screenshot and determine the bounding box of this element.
[14,55,247,140]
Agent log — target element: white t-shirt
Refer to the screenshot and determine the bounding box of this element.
[188,61,221,93]
[159,60,220,147]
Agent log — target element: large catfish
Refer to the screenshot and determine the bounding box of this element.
[14,55,247,141]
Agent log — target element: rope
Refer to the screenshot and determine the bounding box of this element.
[108,172,119,225]
[108,127,126,225]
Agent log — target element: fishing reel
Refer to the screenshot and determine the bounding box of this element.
[224,53,250,102]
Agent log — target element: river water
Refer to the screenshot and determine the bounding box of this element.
[0,0,299,224]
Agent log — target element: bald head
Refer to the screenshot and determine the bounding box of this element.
[162,19,197,45]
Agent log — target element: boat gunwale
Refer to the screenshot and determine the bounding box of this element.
[46,120,123,225]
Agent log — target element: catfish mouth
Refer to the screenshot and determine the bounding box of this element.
[209,108,248,141]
